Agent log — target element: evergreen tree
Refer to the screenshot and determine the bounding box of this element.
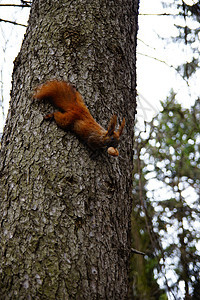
[162,0,200,80]
[132,94,200,298]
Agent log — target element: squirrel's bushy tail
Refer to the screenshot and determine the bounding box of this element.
[33,80,84,111]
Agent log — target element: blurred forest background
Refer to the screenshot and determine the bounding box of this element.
[0,0,199,299]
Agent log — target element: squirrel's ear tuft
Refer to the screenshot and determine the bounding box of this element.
[107,115,117,136]
[117,118,125,136]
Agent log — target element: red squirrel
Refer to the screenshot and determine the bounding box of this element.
[33,80,125,156]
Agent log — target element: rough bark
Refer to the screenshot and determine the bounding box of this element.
[0,0,138,298]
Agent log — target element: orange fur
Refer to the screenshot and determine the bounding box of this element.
[33,80,125,155]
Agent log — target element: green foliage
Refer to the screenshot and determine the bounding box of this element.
[148,92,200,190]
[176,57,199,80]
[163,1,200,79]
[131,94,200,298]
[130,130,168,299]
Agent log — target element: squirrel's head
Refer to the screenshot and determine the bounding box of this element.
[104,115,125,155]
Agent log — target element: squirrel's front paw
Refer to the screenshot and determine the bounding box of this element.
[44,113,54,120]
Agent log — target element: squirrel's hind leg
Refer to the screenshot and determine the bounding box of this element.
[45,111,75,130]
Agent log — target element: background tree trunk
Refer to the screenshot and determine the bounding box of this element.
[0,0,139,298]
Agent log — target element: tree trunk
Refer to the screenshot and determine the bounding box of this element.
[0,0,138,298]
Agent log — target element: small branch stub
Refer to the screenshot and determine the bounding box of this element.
[131,248,146,256]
